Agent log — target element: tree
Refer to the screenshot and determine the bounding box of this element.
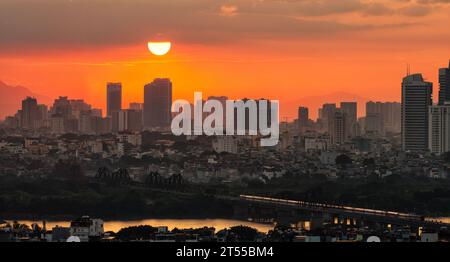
[229,226,258,242]
[335,154,352,167]
[363,158,375,167]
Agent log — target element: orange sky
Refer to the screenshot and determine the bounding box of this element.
[0,0,449,119]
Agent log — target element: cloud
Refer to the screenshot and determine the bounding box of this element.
[220,5,238,17]
[398,4,433,16]
[0,0,445,52]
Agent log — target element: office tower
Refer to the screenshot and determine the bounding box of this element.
[382,102,401,134]
[21,97,38,129]
[402,73,433,151]
[340,102,357,138]
[365,101,384,135]
[438,61,450,105]
[143,78,172,129]
[331,110,346,145]
[107,82,122,117]
[298,107,309,130]
[365,101,401,135]
[321,103,337,133]
[429,105,450,155]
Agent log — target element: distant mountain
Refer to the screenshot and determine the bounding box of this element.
[0,80,51,120]
[282,91,372,120]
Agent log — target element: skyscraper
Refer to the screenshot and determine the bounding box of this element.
[340,102,357,138]
[107,82,122,117]
[331,110,346,145]
[382,102,401,134]
[429,105,450,155]
[298,107,309,130]
[365,101,384,135]
[144,78,172,129]
[438,61,450,105]
[21,97,38,129]
[401,73,433,151]
[321,103,337,133]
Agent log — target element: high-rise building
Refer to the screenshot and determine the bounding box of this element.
[401,73,433,151]
[51,96,72,118]
[382,102,401,134]
[118,109,143,132]
[340,102,357,138]
[79,110,94,134]
[143,78,172,129]
[331,110,346,145]
[20,97,38,129]
[429,105,450,155]
[107,82,122,117]
[365,101,384,135]
[438,61,450,105]
[298,107,309,130]
[365,101,401,135]
[321,103,337,133]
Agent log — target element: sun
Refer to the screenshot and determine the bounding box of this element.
[148,41,171,56]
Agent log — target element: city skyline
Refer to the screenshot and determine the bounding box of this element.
[1,62,448,122]
[1,1,450,121]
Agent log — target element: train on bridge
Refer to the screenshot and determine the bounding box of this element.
[240,195,426,222]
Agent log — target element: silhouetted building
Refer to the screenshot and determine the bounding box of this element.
[331,110,346,145]
[341,102,357,138]
[51,96,72,118]
[298,107,309,130]
[20,97,38,129]
[118,109,143,132]
[320,103,337,133]
[143,78,172,129]
[402,73,433,151]
[107,82,122,117]
[429,105,450,155]
[365,101,384,135]
[438,61,450,105]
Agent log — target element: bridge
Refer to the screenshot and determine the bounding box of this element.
[237,195,450,231]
